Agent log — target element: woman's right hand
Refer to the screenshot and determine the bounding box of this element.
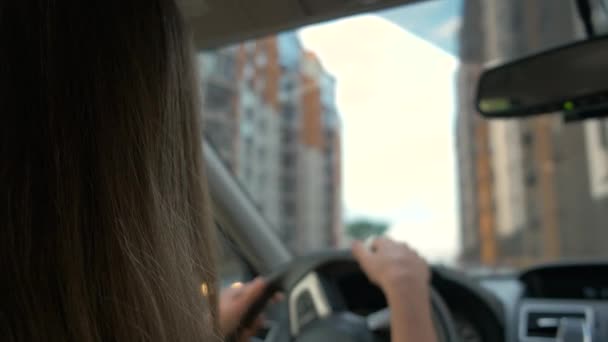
[352,237,430,297]
[352,237,437,342]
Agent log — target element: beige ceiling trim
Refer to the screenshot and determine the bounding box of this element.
[180,0,426,50]
[178,0,210,20]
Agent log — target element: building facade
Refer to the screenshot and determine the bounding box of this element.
[200,32,342,255]
[458,0,608,267]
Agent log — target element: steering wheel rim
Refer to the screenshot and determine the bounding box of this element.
[256,250,459,342]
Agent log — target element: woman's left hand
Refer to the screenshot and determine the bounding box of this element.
[219,277,280,341]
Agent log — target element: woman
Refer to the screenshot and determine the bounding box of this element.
[0,0,436,341]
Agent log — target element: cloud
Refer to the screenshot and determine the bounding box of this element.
[433,16,462,40]
[298,15,460,262]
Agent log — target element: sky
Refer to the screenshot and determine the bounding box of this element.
[381,0,463,56]
[298,1,462,263]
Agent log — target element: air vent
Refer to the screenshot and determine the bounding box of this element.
[526,312,586,338]
[519,302,594,341]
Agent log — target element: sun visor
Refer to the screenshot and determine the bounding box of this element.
[180,0,428,50]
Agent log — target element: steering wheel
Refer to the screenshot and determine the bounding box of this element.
[242,250,459,342]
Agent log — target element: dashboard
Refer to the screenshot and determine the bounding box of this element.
[521,264,608,300]
[515,263,608,342]
[477,262,608,342]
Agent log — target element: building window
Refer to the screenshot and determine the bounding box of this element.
[530,217,540,231]
[244,166,252,183]
[283,200,296,217]
[255,52,268,67]
[282,105,297,125]
[281,130,293,145]
[254,77,265,94]
[247,139,254,154]
[600,119,608,149]
[282,78,294,93]
[243,63,255,80]
[522,131,534,145]
[325,163,333,178]
[246,108,255,121]
[244,41,255,53]
[240,116,254,140]
[282,152,295,168]
[282,176,295,192]
[217,53,236,80]
[526,173,537,187]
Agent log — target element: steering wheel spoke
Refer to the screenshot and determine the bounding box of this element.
[366,308,391,331]
[288,272,333,335]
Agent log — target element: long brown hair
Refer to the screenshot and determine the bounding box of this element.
[0,0,220,340]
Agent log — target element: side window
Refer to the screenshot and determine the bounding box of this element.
[217,231,255,288]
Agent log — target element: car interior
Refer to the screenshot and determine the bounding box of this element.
[23,0,607,341]
[177,0,608,341]
[186,0,608,341]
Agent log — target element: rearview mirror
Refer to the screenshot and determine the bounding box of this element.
[476,36,608,120]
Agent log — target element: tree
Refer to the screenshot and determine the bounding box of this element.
[345,219,389,240]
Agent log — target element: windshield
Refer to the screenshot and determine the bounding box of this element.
[200,0,608,270]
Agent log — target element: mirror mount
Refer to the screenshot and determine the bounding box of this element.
[576,0,596,37]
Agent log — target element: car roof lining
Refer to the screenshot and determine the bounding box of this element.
[179,0,427,50]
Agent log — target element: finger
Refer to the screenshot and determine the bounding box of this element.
[352,241,375,273]
[239,316,265,341]
[239,327,257,342]
[363,236,377,252]
[397,240,415,252]
[373,236,395,251]
[370,238,383,252]
[243,313,265,330]
[252,314,265,329]
[238,329,256,342]
[250,277,267,296]
[230,281,246,290]
[241,277,267,306]
[401,242,423,259]
[227,284,246,299]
